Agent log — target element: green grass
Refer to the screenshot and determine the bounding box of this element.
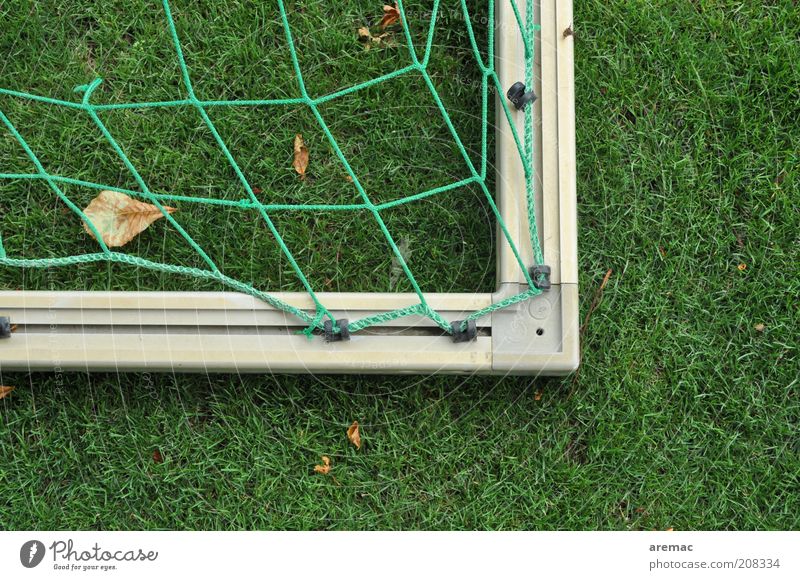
[1,0,798,530]
[0,0,496,295]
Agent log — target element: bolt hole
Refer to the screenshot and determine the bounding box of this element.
[536,328,544,336]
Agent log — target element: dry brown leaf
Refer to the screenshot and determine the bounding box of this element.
[754,323,766,332]
[293,134,309,179]
[313,455,331,475]
[357,26,373,42]
[347,421,361,449]
[737,263,747,271]
[357,26,394,50]
[0,386,15,400]
[82,191,176,248]
[152,449,163,464]
[379,4,401,29]
[534,389,543,401]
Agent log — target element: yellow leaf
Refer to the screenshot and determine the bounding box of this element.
[347,421,361,449]
[379,4,401,29]
[0,386,15,400]
[313,455,331,475]
[357,26,373,42]
[82,191,176,248]
[357,25,395,50]
[293,134,309,179]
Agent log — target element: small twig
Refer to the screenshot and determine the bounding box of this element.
[580,268,612,337]
[568,268,613,398]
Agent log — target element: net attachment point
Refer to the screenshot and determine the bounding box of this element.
[530,265,551,291]
[506,82,537,110]
[324,319,350,342]
[0,316,11,339]
[451,319,477,343]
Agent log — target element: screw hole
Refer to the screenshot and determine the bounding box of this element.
[536,328,544,336]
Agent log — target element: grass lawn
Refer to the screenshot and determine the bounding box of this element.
[1,0,798,529]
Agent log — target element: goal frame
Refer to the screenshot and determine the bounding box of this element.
[0,0,577,375]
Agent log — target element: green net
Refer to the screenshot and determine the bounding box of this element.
[0,0,544,338]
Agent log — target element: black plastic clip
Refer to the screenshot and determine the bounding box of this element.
[530,265,551,291]
[506,82,537,110]
[450,319,477,343]
[324,319,350,342]
[0,316,11,339]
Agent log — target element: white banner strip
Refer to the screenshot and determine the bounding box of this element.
[2,531,797,579]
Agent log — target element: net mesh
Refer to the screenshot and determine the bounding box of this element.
[0,0,544,338]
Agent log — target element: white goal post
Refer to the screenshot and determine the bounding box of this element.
[0,0,577,375]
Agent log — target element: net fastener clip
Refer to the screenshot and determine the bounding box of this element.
[529,264,551,291]
[506,82,537,110]
[324,319,350,342]
[451,319,477,343]
[0,316,12,339]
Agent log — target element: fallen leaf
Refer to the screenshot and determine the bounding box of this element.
[345,175,353,182]
[534,389,543,401]
[0,386,14,400]
[152,449,163,463]
[658,246,667,258]
[379,4,401,29]
[754,323,765,332]
[737,263,747,271]
[357,26,373,42]
[347,421,361,449]
[293,134,309,179]
[314,455,331,475]
[357,27,394,50]
[666,527,674,532]
[82,191,176,248]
